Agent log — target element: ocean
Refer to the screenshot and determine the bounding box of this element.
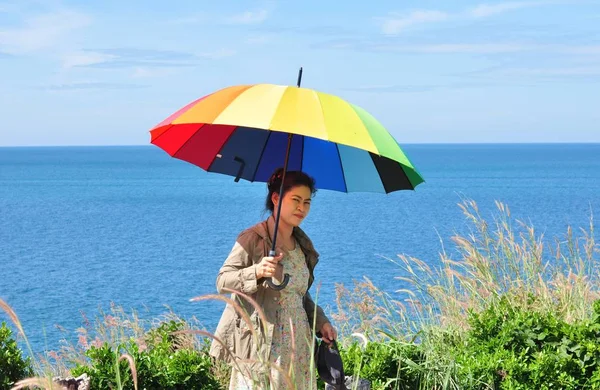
[1,144,599,353]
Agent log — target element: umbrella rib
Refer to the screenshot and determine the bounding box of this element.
[250,129,273,182]
[334,143,348,193]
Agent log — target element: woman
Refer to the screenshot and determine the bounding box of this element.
[209,168,337,390]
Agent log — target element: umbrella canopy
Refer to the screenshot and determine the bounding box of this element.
[150,72,424,290]
[150,83,424,193]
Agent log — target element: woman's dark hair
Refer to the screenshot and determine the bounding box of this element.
[265,168,317,213]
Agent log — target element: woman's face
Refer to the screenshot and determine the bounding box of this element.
[272,185,312,227]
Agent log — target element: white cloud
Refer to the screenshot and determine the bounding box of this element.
[62,51,116,68]
[132,67,176,78]
[166,9,270,26]
[373,42,534,53]
[381,10,449,35]
[127,49,235,78]
[567,45,600,55]
[164,13,205,25]
[198,48,236,59]
[379,1,565,35]
[225,9,268,25]
[370,43,600,55]
[467,1,547,18]
[318,38,600,56]
[60,47,236,70]
[0,9,91,55]
[411,43,532,53]
[0,2,16,13]
[245,35,271,45]
[40,81,148,91]
[506,66,600,76]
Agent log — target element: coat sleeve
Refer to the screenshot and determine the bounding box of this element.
[304,291,330,332]
[216,234,261,295]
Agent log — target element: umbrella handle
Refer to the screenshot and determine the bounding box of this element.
[265,249,290,290]
[266,274,290,290]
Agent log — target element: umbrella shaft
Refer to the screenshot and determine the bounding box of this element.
[270,66,300,255]
[271,132,293,254]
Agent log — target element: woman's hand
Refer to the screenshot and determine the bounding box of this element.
[256,253,284,279]
[319,322,337,344]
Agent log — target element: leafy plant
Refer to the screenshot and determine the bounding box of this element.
[0,321,33,390]
[336,340,422,390]
[70,319,220,390]
[446,296,600,389]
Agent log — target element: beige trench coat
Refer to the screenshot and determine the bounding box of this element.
[208,218,330,373]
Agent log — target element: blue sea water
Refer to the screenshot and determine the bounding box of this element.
[1,144,599,354]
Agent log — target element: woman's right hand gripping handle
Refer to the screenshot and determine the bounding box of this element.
[256,252,284,281]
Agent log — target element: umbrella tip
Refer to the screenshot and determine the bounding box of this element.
[297,67,303,88]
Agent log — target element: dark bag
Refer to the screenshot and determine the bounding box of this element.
[316,339,347,390]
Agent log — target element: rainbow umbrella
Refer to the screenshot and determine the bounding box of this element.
[150,68,424,289]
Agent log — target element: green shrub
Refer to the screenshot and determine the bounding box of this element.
[338,340,423,390]
[449,297,600,389]
[0,321,33,390]
[330,298,600,389]
[70,319,220,390]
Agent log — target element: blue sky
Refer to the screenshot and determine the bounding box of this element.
[0,0,599,146]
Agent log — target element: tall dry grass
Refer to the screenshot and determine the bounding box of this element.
[0,297,96,390]
[39,303,147,377]
[396,199,599,330]
[333,198,600,341]
[2,285,326,389]
[0,299,204,389]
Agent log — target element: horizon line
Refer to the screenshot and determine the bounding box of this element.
[1,141,600,148]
